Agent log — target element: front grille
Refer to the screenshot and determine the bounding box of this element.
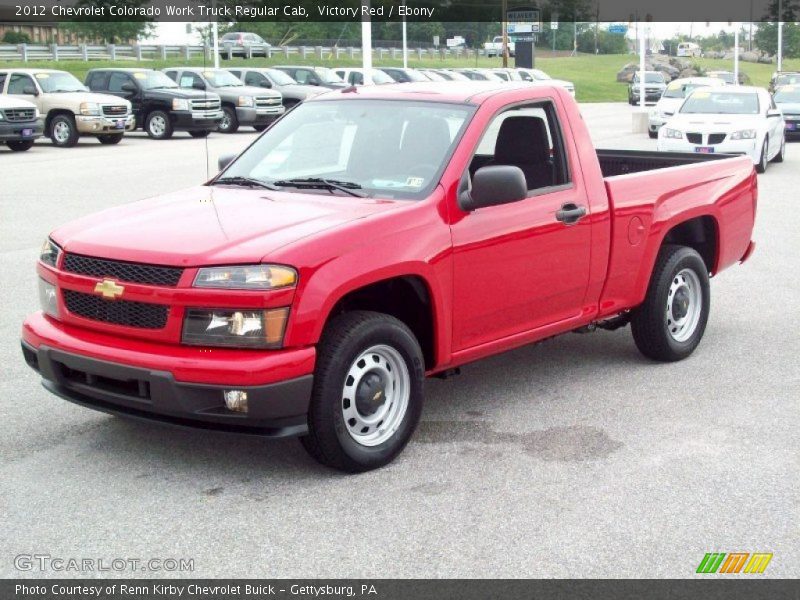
[686,133,703,144]
[63,253,183,287]
[708,133,726,145]
[2,107,36,122]
[102,105,128,117]
[191,98,221,111]
[255,96,281,107]
[63,290,168,329]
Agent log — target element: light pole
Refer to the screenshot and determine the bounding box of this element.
[361,0,373,84]
[777,0,783,72]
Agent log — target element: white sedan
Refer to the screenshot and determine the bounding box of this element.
[658,86,786,173]
[647,76,725,138]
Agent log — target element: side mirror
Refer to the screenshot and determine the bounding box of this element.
[22,85,38,96]
[767,109,782,118]
[192,81,206,90]
[218,154,236,171]
[121,82,137,93]
[459,166,527,211]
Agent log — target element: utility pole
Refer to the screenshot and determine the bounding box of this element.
[401,0,408,69]
[777,0,783,72]
[594,3,599,54]
[361,0,373,84]
[502,0,508,68]
[211,0,219,68]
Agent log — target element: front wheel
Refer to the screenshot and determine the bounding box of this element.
[145,110,173,140]
[98,133,123,145]
[7,140,34,151]
[300,311,425,472]
[252,124,268,132]
[189,130,211,138]
[631,245,710,362]
[50,114,79,147]
[218,106,239,134]
[648,130,658,139]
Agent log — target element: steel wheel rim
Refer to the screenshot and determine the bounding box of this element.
[53,121,70,143]
[341,344,410,447]
[149,115,166,136]
[666,268,702,342]
[220,112,231,130]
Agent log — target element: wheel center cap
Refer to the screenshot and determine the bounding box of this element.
[673,288,690,320]
[355,372,386,416]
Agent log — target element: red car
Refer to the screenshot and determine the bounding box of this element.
[22,83,757,472]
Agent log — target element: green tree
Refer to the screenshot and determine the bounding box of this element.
[2,31,31,44]
[63,0,154,43]
[754,22,800,58]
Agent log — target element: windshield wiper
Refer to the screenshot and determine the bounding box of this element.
[213,176,279,190]
[272,178,365,197]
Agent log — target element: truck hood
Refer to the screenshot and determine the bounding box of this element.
[276,84,327,99]
[0,95,36,109]
[55,91,131,106]
[777,101,800,115]
[653,97,684,115]
[149,87,221,101]
[212,85,281,99]
[51,186,402,267]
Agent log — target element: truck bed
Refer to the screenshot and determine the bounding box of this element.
[597,149,736,177]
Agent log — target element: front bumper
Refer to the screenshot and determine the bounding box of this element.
[784,117,800,136]
[172,110,223,131]
[76,114,135,135]
[236,105,285,125]
[0,117,44,141]
[21,312,315,437]
[657,137,758,163]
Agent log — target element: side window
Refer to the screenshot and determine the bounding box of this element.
[179,72,202,89]
[164,70,178,82]
[108,72,131,93]
[0,72,6,92]
[470,102,571,193]
[245,71,266,87]
[293,69,310,84]
[8,73,35,95]
[350,72,364,86]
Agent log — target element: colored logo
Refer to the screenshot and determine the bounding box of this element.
[697,552,772,574]
[94,279,125,300]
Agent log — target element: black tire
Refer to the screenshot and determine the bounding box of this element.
[252,124,268,132]
[755,138,768,173]
[98,133,123,145]
[7,139,34,151]
[189,130,211,138]
[218,106,239,134]
[300,311,425,473]
[648,130,658,139]
[49,114,79,148]
[631,245,710,362]
[771,137,785,163]
[145,110,173,140]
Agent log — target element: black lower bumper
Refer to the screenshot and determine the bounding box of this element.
[22,341,312,438]
[172,112,222,131]
[0,119,44,141]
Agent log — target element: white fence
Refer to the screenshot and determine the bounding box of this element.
[0,43,489,62]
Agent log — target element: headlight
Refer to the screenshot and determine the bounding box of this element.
[172,98,190,111]
[79,102,100,116]
[0,112,4,121]
[40,238,62,268]
[194,265,297,290]
[664,128,683,139]
[182,307,289,348]
[38,278,59,318]
[238,96,255,107]
[730,129,757,140]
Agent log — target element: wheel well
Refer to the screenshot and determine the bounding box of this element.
[327,277,435,369]
[45,109,74,134]
[662,216,718,273]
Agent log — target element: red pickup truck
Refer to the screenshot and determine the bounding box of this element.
[22,83,757,472]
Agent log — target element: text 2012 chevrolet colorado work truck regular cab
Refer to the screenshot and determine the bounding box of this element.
[21,83,757,472]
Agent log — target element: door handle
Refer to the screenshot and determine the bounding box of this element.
[555,203,587,225]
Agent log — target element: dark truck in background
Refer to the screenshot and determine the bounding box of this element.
[85,68,223,140]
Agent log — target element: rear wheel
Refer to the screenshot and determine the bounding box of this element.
[300,311,425,472]
[7,140,34,151]
[50,114,79,148]
[145,111,173,140]
[218,106,239,133]
[756,138,768,173]
[98,133,123,145]
[631,245,710,362]
[189,130,211,138]
[771,136,785,163]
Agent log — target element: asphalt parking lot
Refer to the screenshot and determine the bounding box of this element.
[1,104,797,578]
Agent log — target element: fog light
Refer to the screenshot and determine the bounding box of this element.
[224,390,248,413]
[38,278,58,318]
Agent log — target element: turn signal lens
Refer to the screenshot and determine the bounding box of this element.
[182,307,289,348]
[38,278,59,318]
[194,265,297,290]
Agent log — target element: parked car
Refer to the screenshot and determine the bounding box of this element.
[377,67,429,83]
[333,68,394,86]
[0,68,134,147]
[628,71,667,105]
[484,35,515,57]
[773,84,800,137]
[676,42,702,57]
[22,83,757,472]
[418,68,470,82]
[273,66,347,89]
[647,76,726,138]
[163,68,283,133]
[0,94,43,151]
[658,86,785,173]
[226,67,325,109]
[705,70,743,86]
[85,68,222,140]
[219,32,271,58]
[491,68,523,81]
[450,68,505,82]
[515,68,576,97]
[415,69,447,82]
[768,71,800,94]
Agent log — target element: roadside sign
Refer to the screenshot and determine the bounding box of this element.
[508,9,541,34]
[608,24,628,34]
[433,35,440,47]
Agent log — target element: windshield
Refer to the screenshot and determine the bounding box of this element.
[264,68,296,85]
[774,86,800,103]
[530,69,551,80]
[776,74,800,87]
[136,71,178,90]
[35,71,87,92]
[663,81,710,99]
[634,72,665,83]
[680,91,759,114]
[315,68,344,84]
[203,70,243,87]
[219,99,474,200]
[368,70,394,84]
[221,33,240,41]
